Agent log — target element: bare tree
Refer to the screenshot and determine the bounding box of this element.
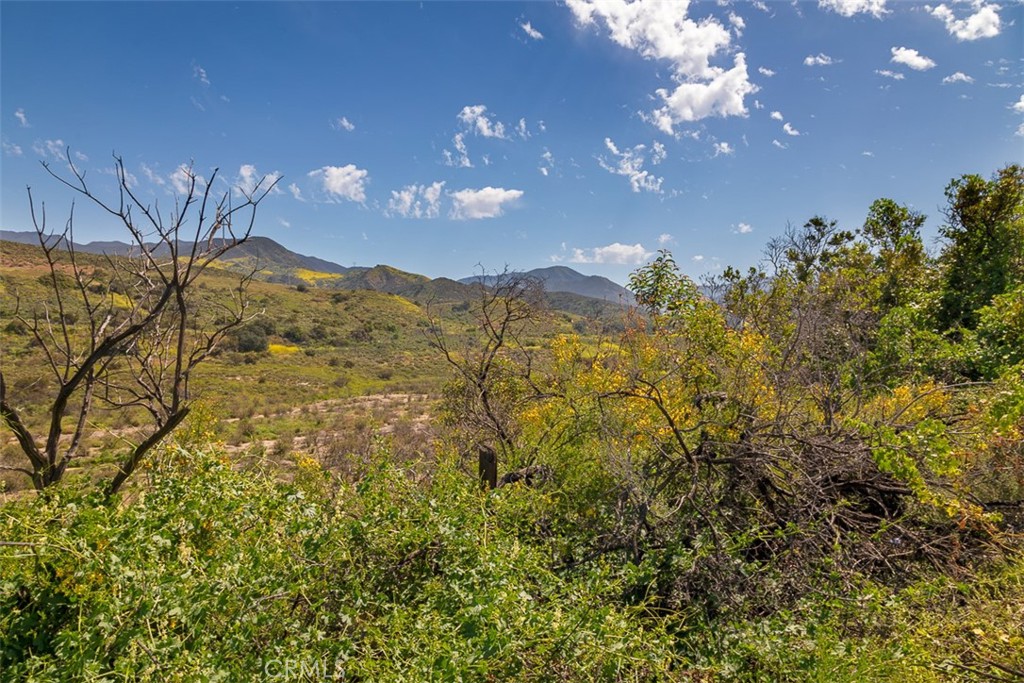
[0,151,278,495]
[426,270,548,462]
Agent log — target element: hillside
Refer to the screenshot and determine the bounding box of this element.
[2,230,634,315]
[460,265,634,304]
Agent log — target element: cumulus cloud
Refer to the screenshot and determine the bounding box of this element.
[737,222,753,234]
[713,141,735,156]
[442,133,473,168]
[333,116,355,132]
[942,71,974,84]
[449,186,523,219]
[891,47,936,71]
[875,69,905,80]
[520,20,544,40]
[928,3,1001,41]
[758,67,776,77]
[169,164,205,195]
[598,137,664,193]
[14,108,29,127]
[236,164,282,197]
[657,233,674,245]
[804,53,836,66]
[288,183,305,202]
[818,0,888,17]
[458,104,508,139]
[770,110,784,121]
[570,242,653,265]
[538,148,554,176]
[729,12,745,33]
[386,181,445,219]
[1011,95,1024,114]
[3,141,23,156]
[783,122,801,136]
[651,54,757,131]
[651,140,667,165]
[772,139,788,149]
[567,0,757,132]
[1017,123,1024,138]
[308,164,369,203]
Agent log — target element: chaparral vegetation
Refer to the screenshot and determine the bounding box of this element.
[1,163,1022,681]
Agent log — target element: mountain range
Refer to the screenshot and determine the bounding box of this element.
[0,230,632,307]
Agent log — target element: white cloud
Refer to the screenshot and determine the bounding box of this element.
[804,53,836,66]
[520,20,544,40]
[598,137,664,193]
[772,139,788,149]
[449,187,523,220]
[14,108,29,127]
[1011,95,1024,114]
[236,164,282,197]
[33,139,67,162]
[516,118,530,139]
[333,117,355,132]
[691,254,705,263]
[818,0,888,18]
[770,110,784,121]
[942,71,974,84]
[729,12,745,33]
[862,150,875,157]
[193,64,210,86]
[1017,122,1024,138]
[928,3,1001,41]
[3,141,22,156]
[651,140,667,165]
[783,122,801,136]
[288,183,305,202]
[538,148,554,176]
[386,181,445,219]
[570,242,653,265]
[758,67,776,77]
[169,164,205,195]
[651,54,757,131]
[891,47,936,71]
[567,0,757,131]
[140,163,165,187]
[657,233,674,245]
[737,222,753,234]
[458,104,507,139]
[875,69,905,80]
[442,133,473,168]
[752,0,769,11]
[308,164,369,203]
[713,141,735,156]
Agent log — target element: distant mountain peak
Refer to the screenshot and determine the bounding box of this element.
[458,266,633,304]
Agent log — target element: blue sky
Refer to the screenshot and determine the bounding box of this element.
[2,1,1022,284]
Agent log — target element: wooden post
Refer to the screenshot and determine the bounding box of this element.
[479,446,497,490]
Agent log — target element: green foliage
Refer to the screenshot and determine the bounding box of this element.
[0,446,680,680]
[3,165,1024,681]
[938,164,1024,330]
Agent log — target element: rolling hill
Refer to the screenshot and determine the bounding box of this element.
[1,231,633,314]
[459,265,634,304]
